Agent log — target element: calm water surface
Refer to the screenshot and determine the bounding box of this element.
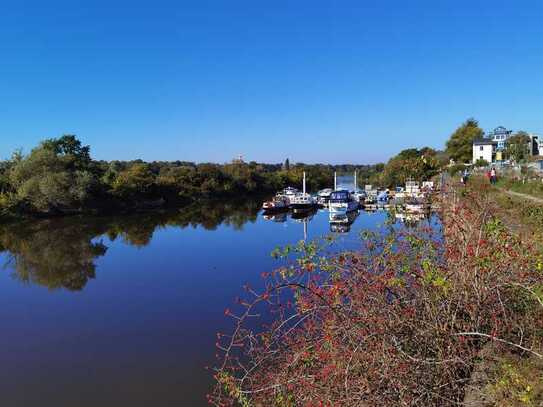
[0,198,438,406]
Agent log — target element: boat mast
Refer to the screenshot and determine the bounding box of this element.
[334,171,337,190]
[354,170,357,192]
[303,171,306,195]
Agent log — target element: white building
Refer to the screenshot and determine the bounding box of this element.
[473,139,497,164]
[486,126,512,151]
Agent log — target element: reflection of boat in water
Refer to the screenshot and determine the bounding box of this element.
[363,204,378,212]
[262,212,288,223]
[329,210,359,233]
[395,211,427,225]
[292,207,317,240]
[404,196,429,214]
[291,207,317,221]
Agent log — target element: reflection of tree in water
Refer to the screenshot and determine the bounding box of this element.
[0,219,107,291]
[0,198,261,290]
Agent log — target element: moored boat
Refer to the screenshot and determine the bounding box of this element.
[290,172,317,211]
[262,195,289,212]
[329,189,359,215]
[317,188,333,206]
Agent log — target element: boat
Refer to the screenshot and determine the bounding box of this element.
[290,172,317,211]
[351,171,366,203]
[377,190,389,204]
[262,195,289,212]
[405,180,424,199]
[316,188,333,206]
[281,187,299,204]
[328,189,359,216]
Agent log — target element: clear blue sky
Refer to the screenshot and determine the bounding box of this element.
[1,0,542,164]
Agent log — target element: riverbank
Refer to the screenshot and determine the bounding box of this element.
[211,179,543,406]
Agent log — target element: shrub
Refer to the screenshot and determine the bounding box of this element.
[210,183,543,405]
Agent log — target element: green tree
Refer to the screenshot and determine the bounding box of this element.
[474,158,489,167]
[445,118,484,163]
[8,137,96,213]
[381,148,440,187]
[41,134,91,170]
[112,163,156,199]
[506,131,531,163]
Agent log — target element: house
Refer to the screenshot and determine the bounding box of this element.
[486,126,513,151]
[472,139,497,164]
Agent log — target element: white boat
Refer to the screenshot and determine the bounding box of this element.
[328,190,359,216]
[405,180,424,198]
[262,195,289,212]
[351,171,366,203]
[281,187,299,204]
[317,188,333,206]
[422,181,434,192]
[290,172,316,211]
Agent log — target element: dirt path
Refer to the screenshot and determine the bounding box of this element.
[502,189,543,204]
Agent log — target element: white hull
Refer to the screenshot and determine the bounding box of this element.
[329,200,359,214]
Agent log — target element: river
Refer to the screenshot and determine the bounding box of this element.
[0,196,438,406]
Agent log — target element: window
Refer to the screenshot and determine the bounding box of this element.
[479,146,484,151]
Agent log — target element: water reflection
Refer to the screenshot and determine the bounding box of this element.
[0,220,108,291]
[0,199,261,291]
[329,210,359,233]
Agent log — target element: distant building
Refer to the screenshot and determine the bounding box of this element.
[472,139,497,164]
[486,126,513,151]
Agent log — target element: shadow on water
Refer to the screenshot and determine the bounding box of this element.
[0,198,262,291]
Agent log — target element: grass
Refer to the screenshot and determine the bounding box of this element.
[485,353,543,406]
[496,177,543,200]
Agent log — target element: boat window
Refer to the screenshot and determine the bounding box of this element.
[330,191,349,200]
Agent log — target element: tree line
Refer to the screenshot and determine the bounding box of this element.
[1,118,525,217]
[0,135,383,216]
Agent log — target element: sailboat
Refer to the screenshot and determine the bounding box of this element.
[351,170,365,204]
[289,172,316,211]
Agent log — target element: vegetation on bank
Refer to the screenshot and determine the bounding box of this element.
[0,135,384,217]
[0,117,524,220]
[0,134,448,218]
[210,181,543,406]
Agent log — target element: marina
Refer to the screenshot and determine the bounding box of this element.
[262,172,439,225]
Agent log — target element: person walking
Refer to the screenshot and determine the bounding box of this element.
[490,167,497,184]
